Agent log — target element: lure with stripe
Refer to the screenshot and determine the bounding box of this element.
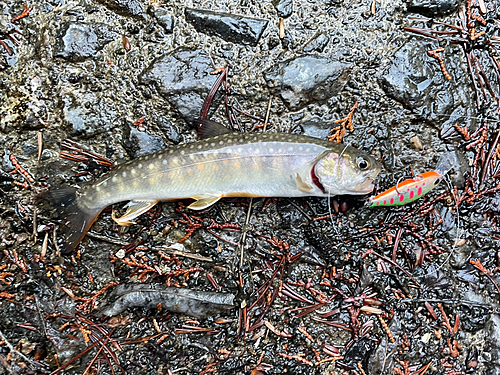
[40,120,381,251]
[369,151,458,207]
[369,171,441,207]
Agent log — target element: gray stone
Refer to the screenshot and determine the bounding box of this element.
[406,0,461,16]
[55,22,118,62]
[263,55,351,110]
[153,8,174,33]
[185,8,268,46]
[379,40,457,124]
[302,33,329,53]
[122,123,166,158]
[273,0,293,18]
[96,0,147,20]
[62,92,117,137]
[139,48,217,122]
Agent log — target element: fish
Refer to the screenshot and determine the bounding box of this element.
[41,120,381,251]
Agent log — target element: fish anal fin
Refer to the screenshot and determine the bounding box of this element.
[197,119,233,139]
[188,195,222,210]
[112,200,159,226]
[296,173,314,192]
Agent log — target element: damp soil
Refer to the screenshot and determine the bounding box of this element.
[1,0,500,374]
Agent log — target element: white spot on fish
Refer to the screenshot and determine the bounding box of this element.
[144,156,149,161]
[237,147,243,153]
[269,148,274,153]
[148,163,155,170]
[172,157,179,164]
[197,144,203,149]
[169,149,174,154]
[219,140,224,145]
[163,159,168,165]
[96,186,101,192]
[180,150,185,155]
[131,169,137,175]
[138,163,143,169]
[189,144,194,149]
[122,171,127,177]
[211,142,215,147]
[112,176,117,182]
[158,154,163,159]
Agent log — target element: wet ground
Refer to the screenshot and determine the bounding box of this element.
[1,0,500,374]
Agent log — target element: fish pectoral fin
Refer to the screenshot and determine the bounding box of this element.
[296,173,313,192]
[188,194,222,210]
[112,200,159,226]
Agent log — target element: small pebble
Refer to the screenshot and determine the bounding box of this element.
[411,135,423,150]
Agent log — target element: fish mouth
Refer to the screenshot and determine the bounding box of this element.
[353,177,375,194]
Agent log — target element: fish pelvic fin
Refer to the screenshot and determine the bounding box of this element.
[112,200,159,226]
[188,194,222,210]
[38,188,102,253]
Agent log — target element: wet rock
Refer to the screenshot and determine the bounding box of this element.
[379,40,455,124]
[302,33,329,53]
[151,7,174,33]
[300,117,336,139]
[184,8,268,46]
[96,283,235,318]
[482,315,500,371]
[95,0,147,20]
[264,56,351,110]
[406,0,460,16]
[338,336,378,370]
[55,22,119,62]
[122,122,166,158]
[153,115,181,144]
[273,0,293,18]
[62,92,117,136]
[139,48,217,122]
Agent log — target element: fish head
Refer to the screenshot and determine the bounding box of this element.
[314,149,381,195]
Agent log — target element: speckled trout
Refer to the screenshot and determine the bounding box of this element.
[43,120,381,251]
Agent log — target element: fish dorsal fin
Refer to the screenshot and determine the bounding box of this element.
[112,200,159,226]
[188,194,222,210]
[197,119,233,140]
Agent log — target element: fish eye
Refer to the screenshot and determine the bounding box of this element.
[356,156,370,170]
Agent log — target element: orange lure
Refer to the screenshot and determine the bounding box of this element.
[369,171,442,207]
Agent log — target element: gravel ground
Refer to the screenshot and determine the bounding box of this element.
[1,0,500,374]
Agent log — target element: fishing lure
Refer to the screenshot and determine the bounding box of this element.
[370,152,458,207]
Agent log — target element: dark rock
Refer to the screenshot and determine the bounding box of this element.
[263,55,351,110]
[300,117,336,139]
[338,336,378,370]
[122,122,166,158]
[139,48,217,122]
[379,40,460,124]
[152,8,174,33]
[273,0,293,18]
[302,33,329,53]
[62,92,117,137]
[153,115,181,144]
[184,8,268,46]
[55,22,118,62]
[95,0,147,20]
[406,0,460,16]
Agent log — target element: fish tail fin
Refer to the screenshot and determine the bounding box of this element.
[38,188,101,253]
